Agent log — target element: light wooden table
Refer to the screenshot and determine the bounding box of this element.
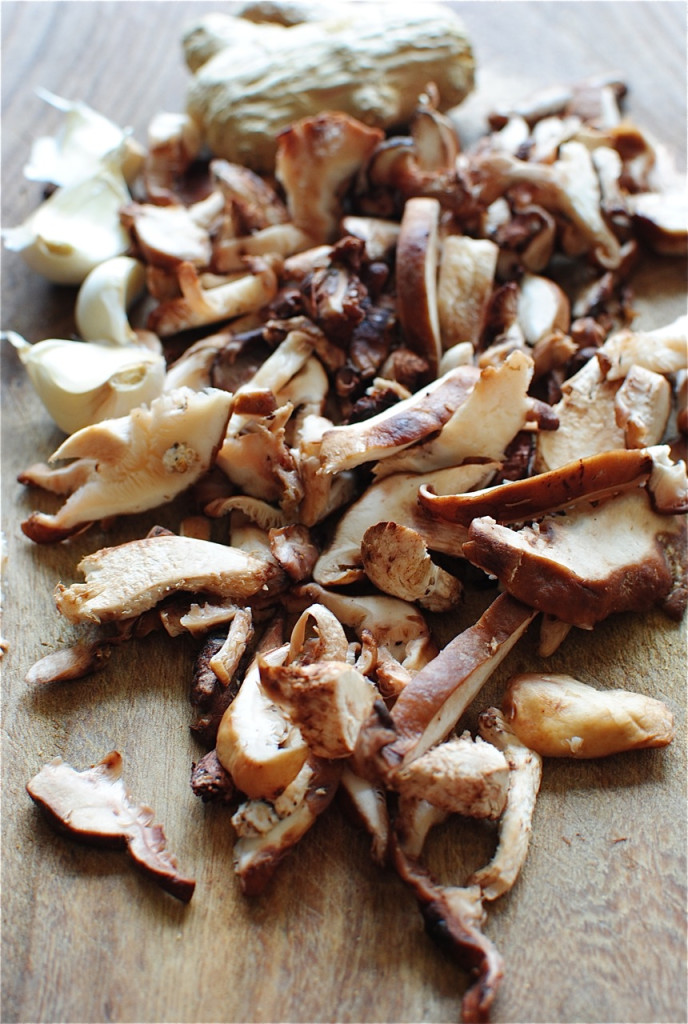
[1,3,686,1023]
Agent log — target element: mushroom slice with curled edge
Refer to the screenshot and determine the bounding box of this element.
[259,658,377,760]
[468,708,542,902]
[393,732,510,821]
[437,234,498,351]
[232,756,342,895]
[596,313,688,382]
[313,461,498,587]
[361,521,462,613]
[24,640,112,685]
[54,533,280,624]
[216,642,308,801]
[463,488,688,629]
[147,256,279,337]
[396,196,442,378]
[373,349,536,479]
[390,839,504,1024]
[501,673,675,758]
[354,593,536,783]
[21,387,233,544]
[27,752,195,902]
[275,112,384,244]
[317,363,481,476]
[418,447,660,528]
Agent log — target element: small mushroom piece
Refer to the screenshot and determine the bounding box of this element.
[275,112,384,244]
[21,387,233,543]
[339,766,389,865]
[210,157,289,231]
[121,192,223,269]
[394,733,510,820]
[629,189,688,257]
[214,223,316,273]
[596,314,688,382]
[356,593,536,781]
[147,257,279,337]
[259,658,377,759]
[232,756,342,895]
[24,640,112,685]
[26,752,195,902]
[437,234,498,352]
[468,707,542,901]
[614,364,672,448]
[216,643,309,801]
[361,521,462,613]
[517,273,570,347]
[502,673,675,758]
[55,533,279,624]
[463,489,687,629]
[396,196,442,378]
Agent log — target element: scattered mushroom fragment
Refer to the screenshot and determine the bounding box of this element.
[20,387,233,543]
[437,234,498,351]
[27,752,195,902]
[395,196,442,377]
[469,708,542,901]
[502,673,676,758]
[55,533,281,624]
[24,640,112,686]
[361,521,462,613]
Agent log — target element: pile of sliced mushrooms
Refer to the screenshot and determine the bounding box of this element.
[5,33,687,1024]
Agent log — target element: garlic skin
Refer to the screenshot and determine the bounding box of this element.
[75,256,148,347]
[4,332,165,434]
[24,89,144,188]
[2,165,132,285]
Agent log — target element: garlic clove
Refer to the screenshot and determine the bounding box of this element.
[24,89,145,188]
[3,166,132,285]
[3,332,165,434]
[75,256,148,347]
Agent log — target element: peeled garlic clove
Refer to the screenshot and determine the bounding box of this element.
[24,88,144,188]
[4,332,165,434]
[75,256,148,347]
[3,166,132,285]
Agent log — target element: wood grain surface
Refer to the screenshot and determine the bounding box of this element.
[1,3,686,1023]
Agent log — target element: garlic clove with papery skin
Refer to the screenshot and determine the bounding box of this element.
[2,165,132,286]
[24,89,144,189]
[3,332,165,435]
[75,256,150,348]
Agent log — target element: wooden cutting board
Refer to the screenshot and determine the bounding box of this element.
[1,3,686,1023]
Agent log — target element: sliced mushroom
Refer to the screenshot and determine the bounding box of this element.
[468,707,542,901]
[55,533,280,624]
[143,111,203,205]
[361,521,462,613]
[317,363,481,475]
[437,234,498,351]
[502,673,675,758]
[390,840,504,1024]
[339,766,389,865]
[214,223,316,273]
[463,489,687,628]
[24,640,112,686]
[21,387,233,544]
[27,752,195,902]
[629,189,688,257]
[275,112,384,244]
[216,641,309,801]
[396,196,442,377]
[148,257,279,336]
[121,192,223,268]
[596,314,688,381]
[374,349,536,478]
[355,593,536,781]
[614,364,671,448]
